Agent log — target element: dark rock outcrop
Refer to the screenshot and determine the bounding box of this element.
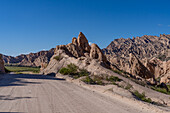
[0,54,5,73]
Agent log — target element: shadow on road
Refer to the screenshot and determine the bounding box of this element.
[0,95,32,100]
[0,112,24,113]
[0,74,65,87]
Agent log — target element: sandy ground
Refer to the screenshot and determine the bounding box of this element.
[0,74,168,113]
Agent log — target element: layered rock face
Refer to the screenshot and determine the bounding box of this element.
[41,32,111,75]
[103,34,170,83]
[103,34,170,59]
[0,54,5,73]
[3,48,55,67]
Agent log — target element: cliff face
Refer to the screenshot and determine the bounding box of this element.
[3,48,55,67]
[103,34,170,83]
[0,54,5,73]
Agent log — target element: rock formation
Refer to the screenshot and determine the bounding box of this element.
[41,32,111,75]
[128,53,154,79]
[3,48,55,67]
[0,54,5,73]
[144,58,170,83]
[103,34,170,60]
[103,34,170,83]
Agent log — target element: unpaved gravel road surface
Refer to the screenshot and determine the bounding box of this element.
[0,74,154,113]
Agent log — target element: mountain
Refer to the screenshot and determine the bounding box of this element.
[103,34,170,83]
[3,48,55,67]
[103,34,170,60]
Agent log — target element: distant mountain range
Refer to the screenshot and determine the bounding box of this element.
[2,48,55,67]
[2,34,170,67]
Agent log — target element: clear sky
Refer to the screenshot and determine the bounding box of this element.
[0,0,170,56]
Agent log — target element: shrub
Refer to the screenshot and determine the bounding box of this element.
[125,83,133,90]
[53,54,62,61]
[82,76,104,85]
[67,63,78,75]
[82,76,95,84]
[59,68,71,75]
[93,76,104,85]
[132,90,152,103]
[151,85,170,95]
[106,76,122,82]
[59,64,89,79]
[113,70,122,75]
[78,69,89,77]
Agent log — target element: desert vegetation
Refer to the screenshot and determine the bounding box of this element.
[132,90,152,103]
[59,63,89,79]
[53,54,62,61]
[81,74,123,86]
[151,85,170,95]
[5,66,40,74]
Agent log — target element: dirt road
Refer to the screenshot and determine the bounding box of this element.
[0,74,155,113]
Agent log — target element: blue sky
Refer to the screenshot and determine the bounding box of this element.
[0,0,170,56]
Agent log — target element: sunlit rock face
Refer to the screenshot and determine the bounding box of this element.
[103,34,170,83]
[41,32,112,75]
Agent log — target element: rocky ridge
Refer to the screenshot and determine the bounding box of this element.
[103,34,170,83]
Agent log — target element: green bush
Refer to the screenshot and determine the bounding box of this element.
[125,83,133,90]
[82,76,95,84]
[53,54,62,61]
[93,76,104,85]
[106,76,122,82]
[67,63,78,75]
[59,64,89,79]
[78,69,89,77]
[59,68,71,75]
[132,90,152,103]
[151,85,170,95]
[82,76,104,85]
[113,70,122,75]
[59,63,78,75]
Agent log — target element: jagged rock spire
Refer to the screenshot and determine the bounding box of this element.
[77,32,91,52]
